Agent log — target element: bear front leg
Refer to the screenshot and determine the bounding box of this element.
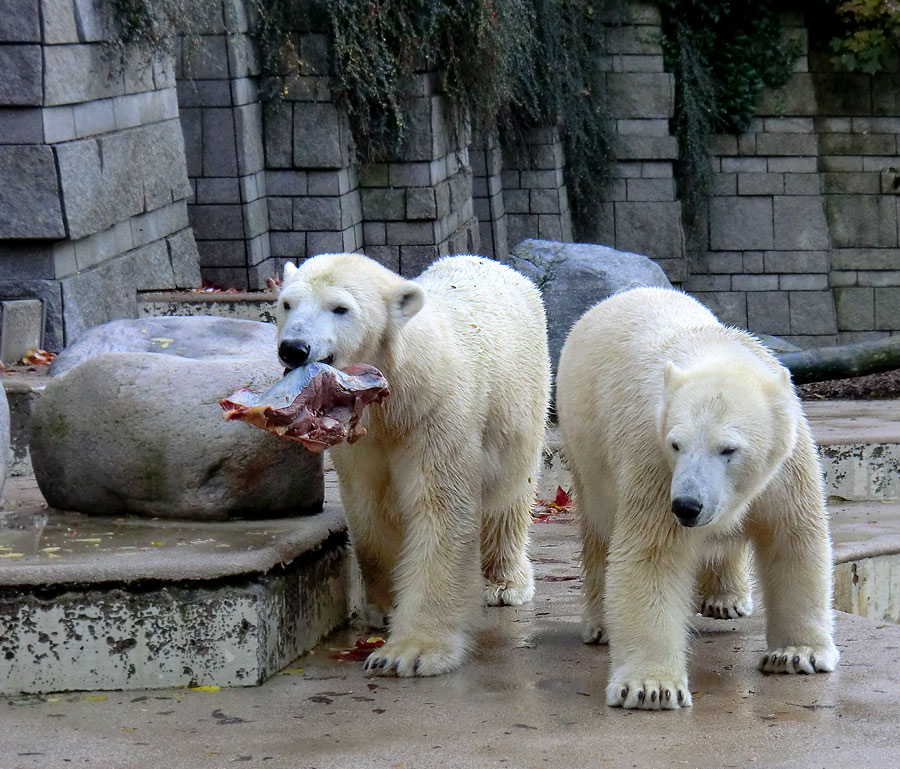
[364,472,482,677]
[698,538,754,620]
[604,521,697,710]
[750,465,839,675]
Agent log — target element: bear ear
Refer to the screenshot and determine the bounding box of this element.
[776,366,793,392]
[389,281,426,327]
[663,361,686,391]
[282,261,298,283]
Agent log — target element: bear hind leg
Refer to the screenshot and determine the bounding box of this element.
[698,538,754,620]
[481,494,535,607]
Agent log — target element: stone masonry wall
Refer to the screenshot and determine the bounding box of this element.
[175,0,271,290]
[683,11,900,346]
[591,1,686,284]
[0,0,200,351]
[2,0,900,352]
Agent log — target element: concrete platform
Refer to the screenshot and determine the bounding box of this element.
[2,518,899,769]
[0,475,357,694]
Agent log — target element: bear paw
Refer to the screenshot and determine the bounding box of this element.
[699,593,753,620]
[581,620,609,645]
[363,634,467,677]
[606,671,692,710]
[759,643,839,674]
[483,580,535,607]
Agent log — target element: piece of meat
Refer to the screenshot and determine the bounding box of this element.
[220,362,390,452]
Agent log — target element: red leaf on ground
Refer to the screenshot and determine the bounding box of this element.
[554,486,572,508]
[20,348,56,365]
[330,636,386,662]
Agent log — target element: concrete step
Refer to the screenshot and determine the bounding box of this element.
[0,475,358,695]
[138,290,277,324]
[832,499,900,624]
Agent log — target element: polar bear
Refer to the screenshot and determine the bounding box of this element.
[276,253,551,676]
[556,287,838,710]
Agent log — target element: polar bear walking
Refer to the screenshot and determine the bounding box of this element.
[276,253,551,676]
[556,287,838,710]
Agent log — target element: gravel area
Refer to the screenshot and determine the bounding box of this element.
[798,368,900,400]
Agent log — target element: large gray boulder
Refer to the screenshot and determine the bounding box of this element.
[31,317,324,520]
[0,383,9,502]
[505,239,671,374]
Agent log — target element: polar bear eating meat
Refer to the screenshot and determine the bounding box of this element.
[556,286,839,710]
[276,253,551,676]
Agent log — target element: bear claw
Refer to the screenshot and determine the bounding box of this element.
[759,644,839,674]
[607,672,691,710]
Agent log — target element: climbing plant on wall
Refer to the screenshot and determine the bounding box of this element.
[251,0,612,225]
[816,0,900,74]
[658,0,802,227]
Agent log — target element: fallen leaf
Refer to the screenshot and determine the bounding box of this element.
[150,337,175,349]
[21,348,56,365]
[331,636,386,661]
[190,685,221,693]
[280,668,305,675]
[0,553,24,558]
[83,695,107,702]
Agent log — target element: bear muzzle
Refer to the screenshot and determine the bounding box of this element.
[672,496,704,526]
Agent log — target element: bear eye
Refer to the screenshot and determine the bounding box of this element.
[671,442,680,452]
[720,447,737,456]
[332,306,348,315]
[282,300,291,311]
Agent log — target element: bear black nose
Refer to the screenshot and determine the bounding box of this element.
[279,339,311,369]
[672,496,703,525]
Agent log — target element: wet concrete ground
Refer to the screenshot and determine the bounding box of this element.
[3,520,899,769]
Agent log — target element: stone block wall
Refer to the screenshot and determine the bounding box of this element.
[259,34,362,286]
[175,0,271,289]
[0,0,200,350]
[357,68,479,277]
[683,13,900,345]
[500,127,573,256]
[3,0,900,351]
[470,130,508,259]
[591,1,686,284]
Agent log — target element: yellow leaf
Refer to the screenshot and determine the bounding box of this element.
[83,695,107,701]
[0,553,24,558]
[150,337,175,349]
[122,726,136,732]
[280,668,305,675]
[150,541,165,547]
[189,685,221,692]
[75,538,102,543]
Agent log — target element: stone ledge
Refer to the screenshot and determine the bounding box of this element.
[0,475,358,694]
[0,477,347,586]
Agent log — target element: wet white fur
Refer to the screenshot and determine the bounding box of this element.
[556,287,838,710]
[277,254,551,676]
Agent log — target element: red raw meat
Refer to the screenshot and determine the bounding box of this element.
[221,363,390,452]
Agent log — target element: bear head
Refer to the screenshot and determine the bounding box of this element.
[659,359,799,531]
[276,253,426,370]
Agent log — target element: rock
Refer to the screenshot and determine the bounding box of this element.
[0,383,9,502]
[32,316,324,520]
[505,239,671,376]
